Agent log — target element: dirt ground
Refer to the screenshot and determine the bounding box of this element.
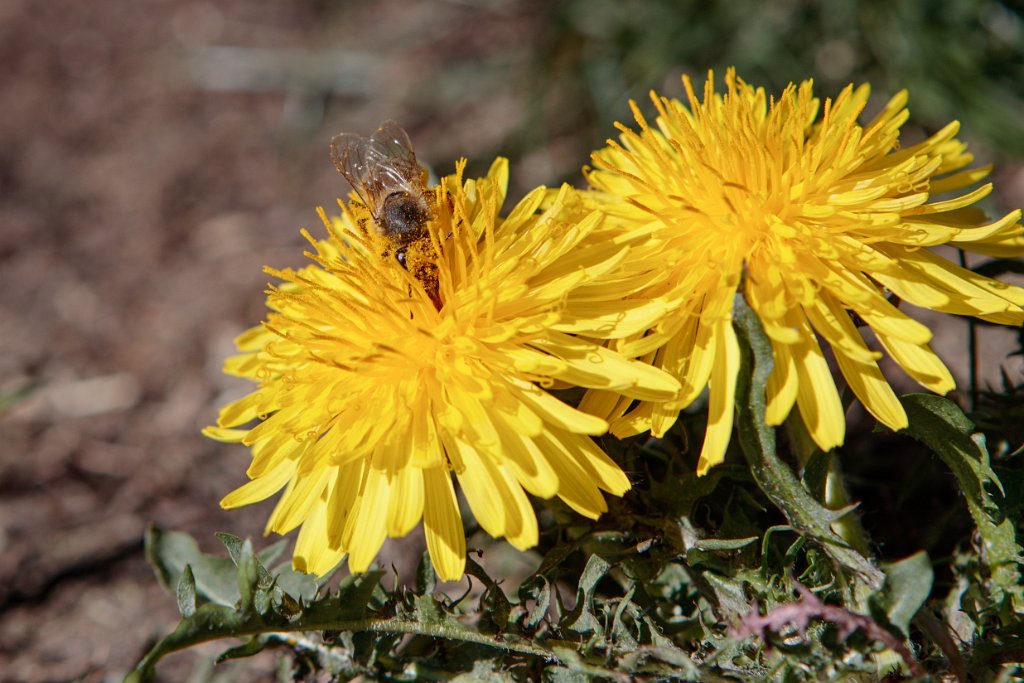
[1,2,1022,682]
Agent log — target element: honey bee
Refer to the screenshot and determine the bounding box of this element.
[330,120,432,256]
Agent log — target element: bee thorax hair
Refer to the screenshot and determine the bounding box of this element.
[381,192,430,240]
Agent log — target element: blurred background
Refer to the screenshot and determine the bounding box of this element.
[1,0,1023,679]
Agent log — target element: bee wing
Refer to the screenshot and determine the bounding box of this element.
[368,121,425,190]
[370,120,417,164]
[331,121,425,218]
[330,132,381,212]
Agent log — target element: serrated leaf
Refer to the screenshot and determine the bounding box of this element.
[550,646,619,678]
[218,532,277,585]
[877,551,933,635]
[561,554,609,636]
[145,528,242,607]
[519,576,551,631]
[900,394,1023,603]
[176,564,196,618]
[647,644,697,672]
[465,557,511,631]
[416,551,436,596]
[413,593,446,626]
[217,532,245,564]
[536,542,576,578]
[237,538,259,613]
[308,569,386,622]
[609,586,639,649]
[703,571,749,618]
[271,562,318,604]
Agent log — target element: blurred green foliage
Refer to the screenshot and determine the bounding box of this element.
[514,0,1024,183]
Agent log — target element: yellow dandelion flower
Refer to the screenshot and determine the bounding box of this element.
[584,69,1024,474]
[204,158,680,581]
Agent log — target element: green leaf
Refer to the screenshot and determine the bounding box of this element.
[218,532,274,585]
[900,394,1023,607]
[465,557,512,631]
[416,551,436,596]
[702,571,750,618]
[693,536,758,552]
[270,562,319,605]
[546,664,590,683]
[176,565,196,618]
[216,636,268,663]
[646,644,698,674]
[145,528,242,607]
[878,551,933,635]
[236,538,259,614]
[609,585,639,649]
[561,554,609,636]
[519,576,552,631]
[413,592,446,627]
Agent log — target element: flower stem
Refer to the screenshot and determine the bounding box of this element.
[732,294,883,587]
[786,415,871,558]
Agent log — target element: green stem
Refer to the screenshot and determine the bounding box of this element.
[126,611,556,683]
[787,416,871,558]
[732,295,883,587]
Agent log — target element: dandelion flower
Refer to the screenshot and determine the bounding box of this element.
[205,159,680,580]
[584,69,1024,474]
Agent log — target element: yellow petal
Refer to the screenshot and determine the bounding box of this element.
[513,380,608,435]
[555,431,631,496]
[386,464,424,537]
[488,412,559,498]
[345,467,389,573]
[202,426,247,443]
[217,392,263,428]
[609,400,655,438]
[876,334,955,394]
[789,310,845,451]
[696,319,739,475]
[529,332,681,401]
[326,459,365,549]
[423,467,466,581]
[765,339,798,426]
[293,492,345,576]
[540,433,613,518]
[220,458,294,509]
[265,466,331,535]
